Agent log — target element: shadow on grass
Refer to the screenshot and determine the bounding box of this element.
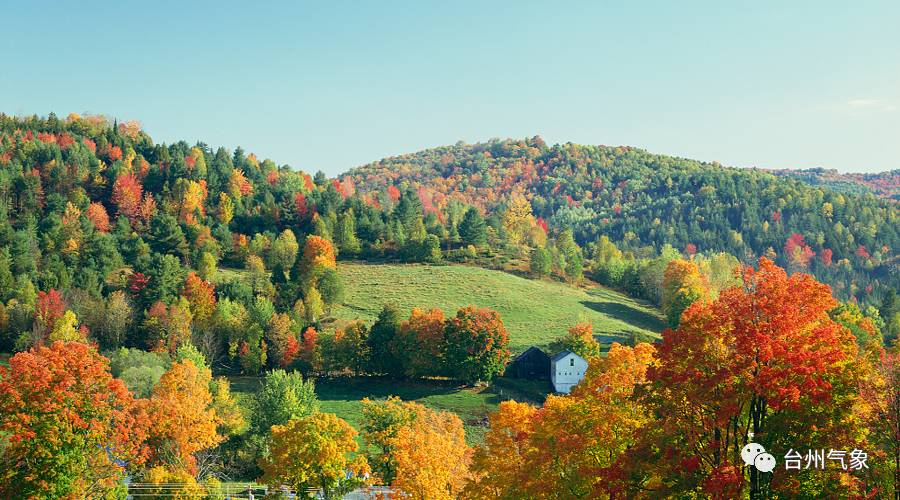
[580,300,667,333]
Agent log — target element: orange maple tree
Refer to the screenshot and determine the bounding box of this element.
[0,341,149,498]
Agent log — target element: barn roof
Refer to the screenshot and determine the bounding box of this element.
[551,350,575,362]
[513,346,548,362]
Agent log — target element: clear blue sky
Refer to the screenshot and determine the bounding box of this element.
[3,1,898,175]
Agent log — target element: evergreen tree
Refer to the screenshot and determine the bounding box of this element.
[367,304,403,377]
[459,207,487,247]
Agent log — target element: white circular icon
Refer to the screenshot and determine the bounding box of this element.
[754,452,777,472]
[741,442,766,466]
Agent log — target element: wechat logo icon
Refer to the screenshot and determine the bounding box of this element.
[742,441,777,473]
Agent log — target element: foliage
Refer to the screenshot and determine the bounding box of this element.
[443,306,510,384]
[250,369,319,436]
[0,341,148,498]
[146,359,223,474]
[259,413,367,498]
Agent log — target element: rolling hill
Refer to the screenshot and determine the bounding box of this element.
[330,261,664,353]
[342,137,899,305]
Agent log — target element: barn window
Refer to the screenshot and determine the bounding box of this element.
[570,358,574,367]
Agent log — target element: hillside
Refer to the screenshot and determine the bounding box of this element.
[331,262,664,353]
[769,167,900,201]
[342,138,899,305]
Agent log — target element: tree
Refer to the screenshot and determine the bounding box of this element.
[111,171,143,221]
[181,272,216,324]
[423,234,442,263]
[335,209,362,255]
[301,235,337,271]
[145,253,186,305]
[390,404,471,500]
[443,306,510,384]
[197,251,218,281]
[85,202,111,232]
[270,229,300,275]
[49,309,86,342]
[32,288,65,345]
[561,322,601,359]
[644,258,866,497]
[397,307,447,377]
[501,195,535,247]
[147,359,223,474]
[0,341,149,498]
[361,396,421,485]
[459,207,487,247]
[97,290,133,350]
[148,213,187,257]
[529,246,551,278]
[251,369,319,436]
[260,413,368,498]
[661,258,711,328]
[367,304,403,377]
[266,312,295,368]
[464,401,538,499]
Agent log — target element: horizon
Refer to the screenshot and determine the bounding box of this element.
[3,1,899,175]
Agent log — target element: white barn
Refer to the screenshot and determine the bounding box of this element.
[550,350,588,394]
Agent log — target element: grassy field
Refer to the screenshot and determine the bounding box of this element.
[333,262,665,353]
[228,375,530,445]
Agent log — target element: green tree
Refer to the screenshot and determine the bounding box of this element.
[529,246,551,278]
[335,209,362,256]
[367,304,403,377]
[251,369,319,435]
[148,213,187,257]
[459,207,487,247]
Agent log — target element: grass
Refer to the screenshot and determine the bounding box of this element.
[228,375,510,445]
[333,262,665,353]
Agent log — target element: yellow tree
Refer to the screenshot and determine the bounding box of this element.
[259,413,368,497]
[661,258,710,327]
[502,195,535,247]
[464,401,538,499]
[146,359,223,474]
[391,405,471,500]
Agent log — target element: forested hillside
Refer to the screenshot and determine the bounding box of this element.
[1,113,899,498]
[770,167,900,201]
[343,137,899,310]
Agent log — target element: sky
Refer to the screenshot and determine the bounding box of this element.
[2,1,898,175]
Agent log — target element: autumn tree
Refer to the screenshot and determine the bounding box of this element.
[464,401,538,499]
[85,201,111,232]
[561,322,601,360]
[0,342,149,498]
[443,306,510,384]
[180,272,216,325]
[502,195,535,247]
[397,307,447,377]
[390,404,471,500]
[360,396,421,485]
[644,258,866,498]
[259,413,368,498]
[146,359,223,474]
[661,258,711,327]
[301,234,337,271]
[32,288,66,345]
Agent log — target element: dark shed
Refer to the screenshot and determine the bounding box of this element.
[505,346,551,380]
